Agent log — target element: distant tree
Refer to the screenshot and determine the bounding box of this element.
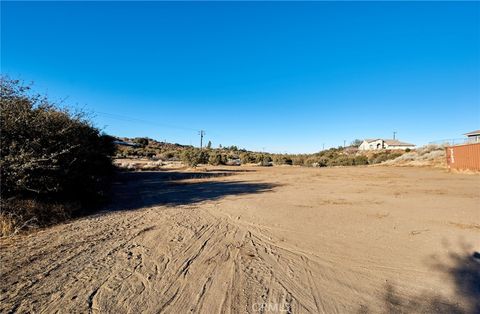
[258,155,272,166]
[206,140,212,149]
[181,149,208,167]
[353,155,369,165]
[133,137,149,147]
[351,139,363,147]
[208,153,227,166]
[240,152,256,164]
[273,155,292,165]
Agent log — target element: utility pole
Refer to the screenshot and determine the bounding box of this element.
[393,131,397,140]
[322,143,325,150]
[343,140,346,147]
[198,130,205,149]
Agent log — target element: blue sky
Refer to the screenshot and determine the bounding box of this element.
[2,2,479,153]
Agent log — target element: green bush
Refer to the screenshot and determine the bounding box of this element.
[369,151,403,164]
[133,137,149,147]
[273,155,293,165]
[208,152,227,166]
[329,156,354,166]
[181,149,208,167]
[159,151,177,160]
[317,156,330,167]
[292,155,306,166]
[258,154,272,166]
[240,152,256,164]
[353,155,369,165]
[0,78,115,235]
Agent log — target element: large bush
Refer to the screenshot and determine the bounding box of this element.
[0,78,115,235]
[257,154,273,166]
[240,152,256,164]
[181,149,208,167]
[208,152,227,166]
[273,155,293,166]
[369,151,402,164]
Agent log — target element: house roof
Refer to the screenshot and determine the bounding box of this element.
[384,139,415,146]
[364,139,381,143]
[464,130,480,136]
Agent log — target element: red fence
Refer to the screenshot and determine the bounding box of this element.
[445,142,480,171]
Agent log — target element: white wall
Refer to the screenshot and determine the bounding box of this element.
[359,139,384,150]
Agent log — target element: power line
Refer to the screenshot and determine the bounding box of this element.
[95,111,198,132]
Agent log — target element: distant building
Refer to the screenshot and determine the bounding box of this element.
[358,139,416,151]
[464,130,480,143]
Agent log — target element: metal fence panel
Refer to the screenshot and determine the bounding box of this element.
[445,143,480,171]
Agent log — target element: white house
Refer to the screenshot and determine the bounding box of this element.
[359,139,416,151]
[464,130,480,143]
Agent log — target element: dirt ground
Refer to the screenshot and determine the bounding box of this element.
[1,166,479,313]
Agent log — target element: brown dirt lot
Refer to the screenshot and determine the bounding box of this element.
[1,166,479,313]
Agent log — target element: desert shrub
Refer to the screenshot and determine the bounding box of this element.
[417,144,444,156]
[208,152,227,166]
[316,156,330,167]
[240,152,256,164]
[257,154,272,166]
[304,156,320,167]
[405,148,411,152]
[181,149,208,167]
[329,156,354,166]
[292,155,306,166]
[353,155,369,165]
[0,198,79,236]
[0,78,115,235]
[369,151,403,164]
[159,151,177,160]
[273,155,293,165]
[133,137,149,147]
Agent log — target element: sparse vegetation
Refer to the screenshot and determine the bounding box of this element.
[382,145,446,168]
[208,152,227,166]
[114,138,407,169]
[181,149,208,167]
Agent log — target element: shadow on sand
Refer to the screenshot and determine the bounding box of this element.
[104,169,276,211]
[359,240,480,314]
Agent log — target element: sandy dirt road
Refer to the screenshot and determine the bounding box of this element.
[1,166,479,313]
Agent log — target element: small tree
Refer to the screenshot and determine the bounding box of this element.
[351,139,363,147]
[258,155,272,166]
[208,153,227,166]
[181,149,208,167]
[240,152,255,164]
[206,140,212,149]
[0,77,115,234]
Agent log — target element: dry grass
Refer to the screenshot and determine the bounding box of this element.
[114,158,185,171]
[382,145,446,168]
[0,199,76,237]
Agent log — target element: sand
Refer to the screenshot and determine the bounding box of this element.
[1,166,479,313]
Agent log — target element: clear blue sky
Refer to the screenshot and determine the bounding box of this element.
[2,1,479,153]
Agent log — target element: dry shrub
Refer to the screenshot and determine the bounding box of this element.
[382,145,446,168]
[0,198,79,237]
[1,77,114,236]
